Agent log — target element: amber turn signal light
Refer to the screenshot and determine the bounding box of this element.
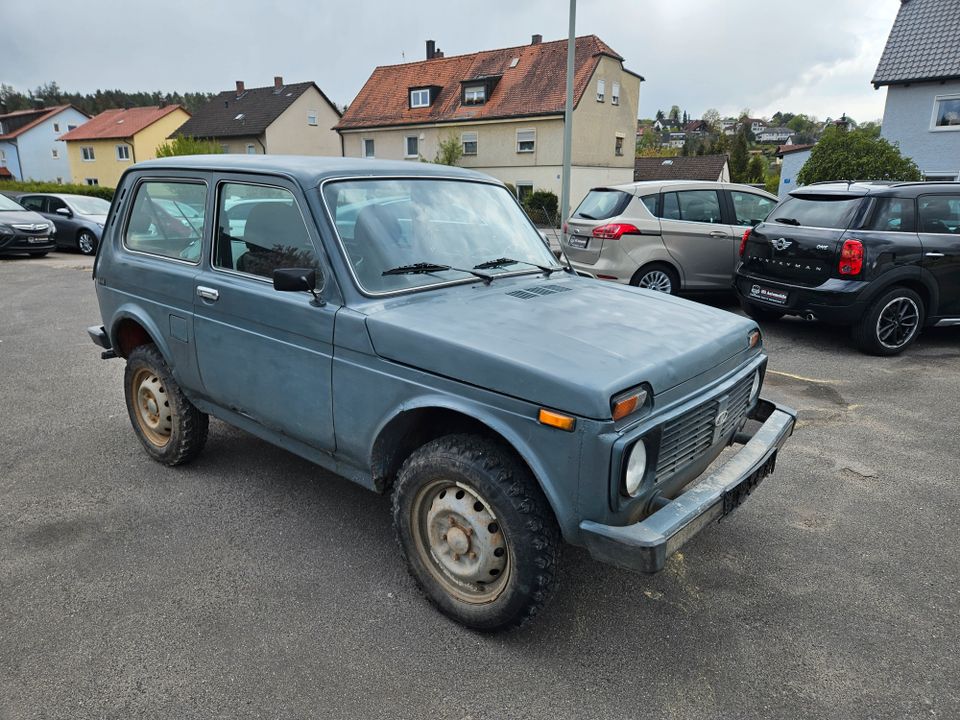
[611,388,649,421]
[748,329,762,348]
[538,408,576,432]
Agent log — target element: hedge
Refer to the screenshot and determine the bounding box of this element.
[0,180,115,201]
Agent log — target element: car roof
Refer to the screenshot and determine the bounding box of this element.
[20,192,106,201]
[130,155,494,188]
[791,180,960,199]
[595,179,777,199]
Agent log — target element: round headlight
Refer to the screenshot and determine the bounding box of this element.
[624,439,647,497]
[750,369,762,402]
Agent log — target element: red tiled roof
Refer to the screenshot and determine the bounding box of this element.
[336,35,631,130]
[58,105,188,141]
[0,166,13,179]
[0,105,83,141]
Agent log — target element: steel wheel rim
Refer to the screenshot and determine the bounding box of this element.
[78,232,95,254]
[410,479,510,604]
[876,297,919,349]
[131,368,172,447]
[638,270,672,293]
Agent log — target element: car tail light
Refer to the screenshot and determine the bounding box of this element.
[562,222,568,234]
[839,239,863,275]
[592,223,641,240]
[739,228,751,257]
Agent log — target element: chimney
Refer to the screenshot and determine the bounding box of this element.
[274,76,283,89]
[426,40,436,59]
[235,80,245,96]
[531,34,542,45]
[435,49,444,58]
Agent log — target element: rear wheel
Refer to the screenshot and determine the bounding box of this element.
[631,263,679,295]
[852,286,924,356]
[392,434,562,631]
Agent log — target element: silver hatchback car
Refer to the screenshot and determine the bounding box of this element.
[562,180,778,293]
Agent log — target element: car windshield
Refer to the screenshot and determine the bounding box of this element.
[767,195,862,229]
[321,178,562,294]
[0,194,26,211]
[68,196,111,215]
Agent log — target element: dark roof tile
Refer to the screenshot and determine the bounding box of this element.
[634,154,729,181]
[873,0,960,85]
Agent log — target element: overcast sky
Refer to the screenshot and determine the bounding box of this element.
[6,0,899,123]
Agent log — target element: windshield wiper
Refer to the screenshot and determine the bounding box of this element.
[382,262,493,284]
[773,217,801,226]
[577,212,597,220]
[473,257,561,275]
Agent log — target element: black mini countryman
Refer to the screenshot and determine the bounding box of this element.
[735,181,960,355]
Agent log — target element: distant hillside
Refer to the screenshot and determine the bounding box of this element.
[0,81,214,116]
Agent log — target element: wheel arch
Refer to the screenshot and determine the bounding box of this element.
[629,259,682,290]
[109,307,172,361]
[862,267,939,320]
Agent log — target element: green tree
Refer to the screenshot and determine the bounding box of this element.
[432,134,463,166]
[669,105,681,123]
[729,130,749,182]
[796,126,922,184]
[156,135,224,157]
[701,108,721,131]
[765,165,781,195]
[747,155,766,183]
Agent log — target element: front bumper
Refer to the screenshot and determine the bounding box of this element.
[580,398,796,573]
[0,234,57,254]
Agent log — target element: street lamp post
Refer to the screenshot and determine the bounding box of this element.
[559,0,576,240]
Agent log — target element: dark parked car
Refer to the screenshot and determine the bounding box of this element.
[0,193,55,257]
[736,181,960,355]
[88,156,795,630]
[17,193,110,255]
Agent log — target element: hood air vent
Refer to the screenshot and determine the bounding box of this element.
[506,285,572,300]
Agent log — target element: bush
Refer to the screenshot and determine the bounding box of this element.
[0,180,114,201]
[796,127,922,185]
[156,135,224,157]
[522,189,559,226]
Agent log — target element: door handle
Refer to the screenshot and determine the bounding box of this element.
[924,252,945,258]
[709,230,729,238]
[196,286,219,301]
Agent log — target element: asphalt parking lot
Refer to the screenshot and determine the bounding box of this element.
[2,252,958,720]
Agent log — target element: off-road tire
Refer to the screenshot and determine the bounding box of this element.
[392,434,562,631]
[852,286,924,356]
[631,262,679,295]
[124,343,208,465]
[740,301,785,323]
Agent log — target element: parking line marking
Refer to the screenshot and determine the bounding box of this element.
[767,370,838,385]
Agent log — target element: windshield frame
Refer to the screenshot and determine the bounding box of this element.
[318,175,563,298]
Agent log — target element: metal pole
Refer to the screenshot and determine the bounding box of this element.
[560,0,576,237]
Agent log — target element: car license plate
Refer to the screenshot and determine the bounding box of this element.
[27,236,48,244]
[568,235,588,249]
[722,452,776,517]
[749,283,788,306]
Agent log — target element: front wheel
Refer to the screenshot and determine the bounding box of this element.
[124,344,209,465]
[852,286,924,356]
[392,434,562,631]
[631,263,679,295]
[77,230,98,256]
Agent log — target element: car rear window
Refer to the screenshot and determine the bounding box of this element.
[572,189,632,221]
[767,195,862,229]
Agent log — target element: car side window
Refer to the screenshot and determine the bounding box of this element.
[214,183,319,279]
[672,190,723,224]
[731,192,776,227]
[47,197,67,214]
[918,195,960,234]
[864,197,916,233]
[21,196,45,212]
[640,194,659,216]
[124,181,207,262]
[661,192,680,220]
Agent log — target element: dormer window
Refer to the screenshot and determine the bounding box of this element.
[410,88,430,108]
[597,79,605,102]
[463,84,486,105]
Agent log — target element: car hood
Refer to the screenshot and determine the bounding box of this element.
[0,210,52,228]
[364,276,756,419]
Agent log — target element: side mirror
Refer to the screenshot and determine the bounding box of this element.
[273,267,325,306]
[56,207,73,217]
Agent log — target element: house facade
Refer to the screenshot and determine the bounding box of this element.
[59,105,190,188]
[173,77,342,156]
[873,0,960,181]
[335,35,643,209]
[0,105,90,182]
[757,127,794,144]
[776,144,815,197]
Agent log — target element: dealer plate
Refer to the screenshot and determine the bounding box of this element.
[27,236,49,244]
[568,235,588,249]
[721,452,777,517]
[748,283,788,306]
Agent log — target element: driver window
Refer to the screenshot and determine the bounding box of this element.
[124,181,206,262]
[214,183,320,279]
[918,195,960,234]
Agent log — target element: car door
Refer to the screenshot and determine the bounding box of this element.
[192,176,338,452]
[658,188,738,288]
[44,196,80,245]
[917,193,960,317]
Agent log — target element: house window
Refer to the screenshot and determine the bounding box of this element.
[362,138,375,158]
[597,79,605,102]
[615,135,624,156]
[516,129,535,153]
[307,111,318,126]
[67,124,77,131]
[56,177,63,184]
[612,82,620,106]
[463,85,486,105]
[81,146,95,161]
[53,123,60,132]
[517,183,533,202]
[220,144,230,153]
[51,148,60,159]
[246,144,257,154]
[85,178,99,186]
[0,150,5,165]
[410,88,431,108]
[932,94,960,130]
[116,145,130,161]
[405,135,419,158]
[462,131,478,156]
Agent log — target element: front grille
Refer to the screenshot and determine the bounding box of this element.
[654,373,754,484]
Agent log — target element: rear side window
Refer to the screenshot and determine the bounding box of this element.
[731,192,777,226]
[573,189,631,220]
[640,194,658,216]
[918,195,960,234]
[662,190,722,224]
[863,197,916,232]
[767,195,862,229]
[124,181,206,262]
[20,196,45,212]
